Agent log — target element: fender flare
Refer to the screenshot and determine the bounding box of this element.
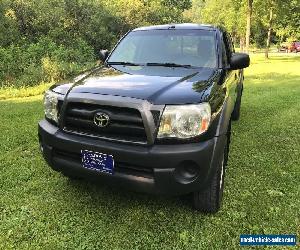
[199,99,232,190]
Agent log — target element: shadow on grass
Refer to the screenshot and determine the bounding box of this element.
[250,53,300,60]
[246,71,300,86]
[65,177,194,211]
[242,71,300,120]
[266,55,300,62]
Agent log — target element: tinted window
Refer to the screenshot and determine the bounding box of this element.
[221,40,229,66]
[108,29,217,68]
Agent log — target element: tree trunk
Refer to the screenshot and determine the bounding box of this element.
[265,6,274,59]
[245,0,253,53]
[240,37,245,52]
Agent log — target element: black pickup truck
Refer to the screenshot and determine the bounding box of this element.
[38,23,250,213]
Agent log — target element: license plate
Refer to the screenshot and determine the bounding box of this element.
[81,150,114,174]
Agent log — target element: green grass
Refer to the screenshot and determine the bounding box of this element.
[0,54,299,249]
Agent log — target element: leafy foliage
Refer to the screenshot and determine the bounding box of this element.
[0,37,95,87]
[1,0,300,87]
[0,0,192,87]
[185,0,300,49]
[275,0,300,41]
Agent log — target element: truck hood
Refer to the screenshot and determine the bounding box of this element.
[52,66,220,105]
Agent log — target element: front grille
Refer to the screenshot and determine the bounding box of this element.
[53,149,154,179]
[63,102,147,144]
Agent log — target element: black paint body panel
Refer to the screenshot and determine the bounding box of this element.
[40,24,246,195]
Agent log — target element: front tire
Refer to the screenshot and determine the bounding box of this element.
[193,136,229,213]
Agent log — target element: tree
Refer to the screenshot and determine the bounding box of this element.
[191,0,246,48]
[0,1,20,46]
[183,0,205,22]
[0,0,193,87]
[275,0,300,42]
[245,0,253,53]
[253,0,283,58]
[265,0,274,59]
[186,0,300,54]
[104,0,191,28]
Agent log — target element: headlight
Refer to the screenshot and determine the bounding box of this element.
[44,90,60,123]
[157,103,211,139]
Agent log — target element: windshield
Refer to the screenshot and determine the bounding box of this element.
[108,29,217,68]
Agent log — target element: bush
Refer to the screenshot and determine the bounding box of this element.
[0,0,192,89]
[0,37,95,88]
[41,57,60,82]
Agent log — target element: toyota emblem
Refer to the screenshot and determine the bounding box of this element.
[94,112,110,127]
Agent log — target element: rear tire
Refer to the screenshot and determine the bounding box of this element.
[193,135,229,213]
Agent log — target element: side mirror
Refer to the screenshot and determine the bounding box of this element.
[230,53,250,70]
[99,49,109,62]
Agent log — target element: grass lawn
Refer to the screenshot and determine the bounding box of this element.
[0,54,299,249]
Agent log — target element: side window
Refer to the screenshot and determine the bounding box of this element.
[222,32,236,67]
[221,35,230,67]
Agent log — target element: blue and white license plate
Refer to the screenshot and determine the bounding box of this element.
[81,150,114,174]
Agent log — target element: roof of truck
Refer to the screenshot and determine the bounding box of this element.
[133,23,220,31]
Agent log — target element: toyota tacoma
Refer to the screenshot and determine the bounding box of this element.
[38,24,250,213]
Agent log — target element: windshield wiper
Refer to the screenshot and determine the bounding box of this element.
[146,62,193,68]
[107,61,194,68]
[107,61,143,66]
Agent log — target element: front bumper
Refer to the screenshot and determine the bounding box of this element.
[38,119,226,195]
